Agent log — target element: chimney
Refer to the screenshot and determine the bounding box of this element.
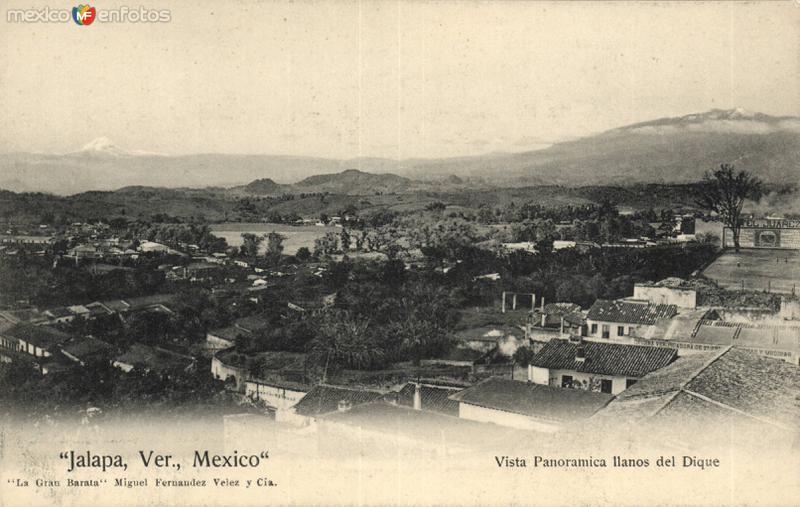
[413,383,422,411]
[541,312,546,328]
[337,399,352,412]
[575,344,586,363]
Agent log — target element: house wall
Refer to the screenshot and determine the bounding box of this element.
[17,339,49,358]
[529,366,631,395]
[245,381,307,410]
[633,285,697,309]
[458,403,559,432]
[724,226,800,250]
[586,320,645,339]
[206,333,234,351]
[211,355,249,391]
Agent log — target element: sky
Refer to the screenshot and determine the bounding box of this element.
[0,0,798,159]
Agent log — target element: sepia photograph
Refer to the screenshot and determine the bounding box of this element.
[0,1,798,505]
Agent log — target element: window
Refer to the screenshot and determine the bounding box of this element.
[561,375,573,388]
[590,323,598,335]
[617,326,625,337]
[601,325,610,339]
[600,379,613,394]
[626,378,637,388]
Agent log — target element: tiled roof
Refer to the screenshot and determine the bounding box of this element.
[234,315,271,333]
[46,307,73,318]
[386,383,461,416]
[593,347,800,431]
[587,299,677,325]
[448,377,612,422]
[530,339,677,377]
[689,321,800,353]
[208,326,244,343]
[61,337,113,362]
[542,303,582,316]
[115,344,194,373]
[123,294,177,312]
[2,324,72,350]
[292,385,383,417]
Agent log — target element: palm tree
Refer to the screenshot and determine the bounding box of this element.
[310,310,382,380]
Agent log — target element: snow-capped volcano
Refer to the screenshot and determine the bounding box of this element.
[77,137,129,157]
[70,137,163,157]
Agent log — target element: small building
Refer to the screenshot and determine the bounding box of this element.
[586,299,677,339]
[138,241,169,253]
[591,347,800,445]
[383,382,462,417]
[113,344,195,374]
[633,278,697,309]
[0,324,72,358]
[0,235,53,246]
[61,337,114,366]
[245,379,310,411]
[528,338,678,394]
[453,325,523,353]
[288,384,383,422]
[67,305,91,319]
[44,307,75,324]
[234,315,271,334]
[448,377,612,432]
[205,326,243,352]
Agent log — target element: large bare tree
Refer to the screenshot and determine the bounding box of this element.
[696,164,762,253]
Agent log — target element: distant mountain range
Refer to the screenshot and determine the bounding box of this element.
[2,108,798,195]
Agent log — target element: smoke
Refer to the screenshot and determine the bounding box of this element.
[498,333,522,356]
[744,189,800,217]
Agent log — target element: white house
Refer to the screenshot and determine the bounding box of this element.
[528,337,677,395]
[448,377,612,432]
[138,241,169,253]
[633,278,697,309]
[586,299,677,340]
[245,379,309,410]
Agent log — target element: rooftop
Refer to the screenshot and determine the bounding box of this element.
[592,347,800,431]
[61,337,114,362]
[587,299,678,325]
[449,377,612,422]
[384,383,461,416]
[234,315,271,333]
[292,384,383,417]
[530,339,678,377]
[2,324,72,350]
[115,344,194,373]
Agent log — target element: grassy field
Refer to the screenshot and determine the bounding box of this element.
[210,223,339,255]
[702,249,800,294]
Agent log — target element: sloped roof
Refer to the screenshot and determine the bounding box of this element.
[387,383,461,416]
[208,326,243,343]
[530,339,677,377]
[3,324,72,350]
[292,385,383,417]
[115,344,194,373]
[592,347,800,431]
[234,315,271,333]
[587,299,677,325]
[448,377,612,422]
[61,337,113,362]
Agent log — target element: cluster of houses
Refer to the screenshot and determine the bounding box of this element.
[211,274,799,449]
[0,293,192,376]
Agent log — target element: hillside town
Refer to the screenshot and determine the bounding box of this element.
[1,166,798,451]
